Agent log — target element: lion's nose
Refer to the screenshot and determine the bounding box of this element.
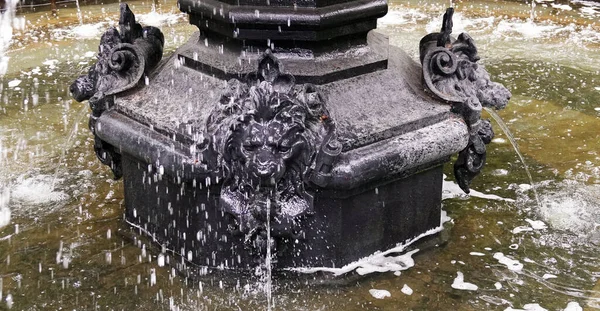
[255,151,276,177]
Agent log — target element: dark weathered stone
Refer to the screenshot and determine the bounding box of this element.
[179,0,387,42]
[420,8,510,193]
[71,4,513,272]
[202,51,339,255]
[70,3,164,179]
[95,41,469,268]
[120,154,445,269]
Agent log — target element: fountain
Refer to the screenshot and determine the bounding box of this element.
[1,0,600,309]
[69,1,509,271]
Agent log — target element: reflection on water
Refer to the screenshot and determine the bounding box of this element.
[0,0,599,309]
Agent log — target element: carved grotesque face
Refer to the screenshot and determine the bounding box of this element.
[206,78,327,233]
[240,121,294,186]
[204,53,335,249]
[232,98,310,189]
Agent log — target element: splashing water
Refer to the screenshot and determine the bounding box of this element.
[0,0,19,76]
[136,4,184,27]
[485,107,541,208]
[11,175,69,207]
[0,185,10,229]
[52,104,89,188]
[265,199,273,311]
[75,0,83,25]
[536,180,600,237]
[530,0,537,22]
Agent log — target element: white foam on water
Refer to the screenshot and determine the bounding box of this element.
[7,79,20,87]
[563,301,582,311]
[451,271,478,291]
[505,304,549,311]
[377,9,428,26]
[441,209,452,224]
[523,304,548,311]
[493,252,524,271]
[11,175,69,206]
[536,181,600,235]
[137,11,184,27]
[492,169,509,176]
[551,3,572,10]
[73,23,108,39]
[369,289,391,299]
[494,19,570,40]
[289,207,453,275]
[401,284,413,295]
[525,218,547,230]
[53,22,108,40]
[542,273,557,279]
[442,175,515,202]
[289,225,442,276]
[425,12,495,34]
[512,219,547,234]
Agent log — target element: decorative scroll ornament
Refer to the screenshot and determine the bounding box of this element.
[420,8,511,193]
[206,51,339,255]
[70,3,164,179]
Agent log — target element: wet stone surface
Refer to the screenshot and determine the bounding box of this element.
[0,0,599,310]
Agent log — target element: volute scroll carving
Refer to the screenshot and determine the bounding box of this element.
[70,3,164,179]
[420,8,511,193]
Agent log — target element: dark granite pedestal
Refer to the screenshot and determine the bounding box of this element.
[68,0,502,272]
[121,154,446,269]
[94,29,469,269]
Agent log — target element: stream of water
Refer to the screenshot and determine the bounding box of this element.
[485,107,542,207]
[0,0,599,309]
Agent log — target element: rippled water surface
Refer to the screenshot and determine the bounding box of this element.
[0,0,599,309]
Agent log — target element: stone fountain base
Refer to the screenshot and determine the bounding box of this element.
[90,27,470,269]
[72,4,500,272]
[120,154,447,269]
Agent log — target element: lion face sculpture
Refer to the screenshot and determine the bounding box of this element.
[205,53,334,244]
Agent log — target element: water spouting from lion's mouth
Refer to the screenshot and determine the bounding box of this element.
[265,198,273,311]
[0,0,599,309]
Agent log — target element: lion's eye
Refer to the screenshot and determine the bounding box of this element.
[243,144,257,151]
[278,145,291,152]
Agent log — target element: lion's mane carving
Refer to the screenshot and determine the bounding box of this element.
[206,52,335,247]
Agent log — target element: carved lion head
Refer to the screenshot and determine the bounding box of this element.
[206,53,333,238]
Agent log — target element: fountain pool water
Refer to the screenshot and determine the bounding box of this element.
[0,0,599,309]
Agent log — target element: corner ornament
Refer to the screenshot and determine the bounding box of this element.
[419,8,511,193]
[70,3,164,179]
[205,51,340,255]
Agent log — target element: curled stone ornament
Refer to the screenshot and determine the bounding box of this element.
[70,3,164,179]
[205,51,338,255]
[420,8,511,193]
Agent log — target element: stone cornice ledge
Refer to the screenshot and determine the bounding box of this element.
[95,110,468,189]
[178,0,387,27]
